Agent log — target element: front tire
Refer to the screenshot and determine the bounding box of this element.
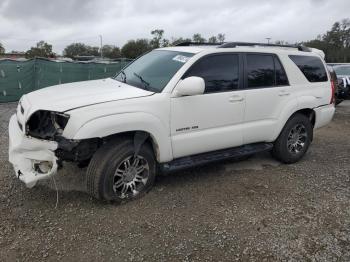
[272,113,313,164]
[86,139,156,202]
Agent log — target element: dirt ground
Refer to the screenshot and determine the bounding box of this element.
[0,101,349,262]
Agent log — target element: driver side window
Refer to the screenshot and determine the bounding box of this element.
[184,54,239,93]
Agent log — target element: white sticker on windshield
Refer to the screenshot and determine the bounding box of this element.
[172,55,190,63]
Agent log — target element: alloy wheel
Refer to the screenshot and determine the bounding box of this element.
[112,155,149,198]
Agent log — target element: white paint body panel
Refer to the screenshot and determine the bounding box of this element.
[8,45,335,187]
[170,91,245,158]
[24,78,153,116]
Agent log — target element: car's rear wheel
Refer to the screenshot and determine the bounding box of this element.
[86,139,156,202]
[272,113,313,164]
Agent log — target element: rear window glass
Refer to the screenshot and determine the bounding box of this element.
[289,55,328,82]
[246,54,275,88]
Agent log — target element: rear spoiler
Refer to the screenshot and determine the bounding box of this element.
[309,48,325,59]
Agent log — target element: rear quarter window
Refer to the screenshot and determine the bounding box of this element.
[289,55,328,82]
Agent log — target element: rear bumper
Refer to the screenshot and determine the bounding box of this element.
[314,104,335,129]
[8,114,58,188]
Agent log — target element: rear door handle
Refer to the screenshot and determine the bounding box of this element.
[278,91,290,96]
[229,95,244,102]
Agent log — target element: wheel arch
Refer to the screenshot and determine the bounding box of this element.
[273,107,316,142]
[102,130,162,163]
[292,108,316,127]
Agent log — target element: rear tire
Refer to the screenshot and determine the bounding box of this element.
[86,139,156,202]
[272,113,313,164]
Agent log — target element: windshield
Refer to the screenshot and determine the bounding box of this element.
[333,65,350,76]
[114,50,194,92]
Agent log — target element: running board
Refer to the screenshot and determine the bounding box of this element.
[160,143,273,173]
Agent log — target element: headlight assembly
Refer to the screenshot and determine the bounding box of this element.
[26,110,70,140]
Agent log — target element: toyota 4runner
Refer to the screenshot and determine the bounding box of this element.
[8,42,336,202]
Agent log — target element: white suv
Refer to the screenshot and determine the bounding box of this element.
[9,42,335,202]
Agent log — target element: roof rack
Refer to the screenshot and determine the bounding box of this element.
[218,42,311,52]
[175,41,312,52]
[175,42,224,46]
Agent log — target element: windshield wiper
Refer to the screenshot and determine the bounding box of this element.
[120,70,127,83]
[113,70,127,83]
[133,72,151,90]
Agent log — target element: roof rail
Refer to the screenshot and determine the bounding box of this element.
[219,42,311,52]
[175,41,224,46]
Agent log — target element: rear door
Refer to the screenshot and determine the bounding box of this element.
[242,53,293,144]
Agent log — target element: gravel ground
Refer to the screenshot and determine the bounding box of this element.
[0,101,350,261]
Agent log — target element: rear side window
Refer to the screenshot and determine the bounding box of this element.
[246,54,274,88]
[289,55,328,82]
[246,54,289,88]
[184,54,239,93]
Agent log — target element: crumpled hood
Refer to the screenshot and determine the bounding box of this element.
[22,78,154,115]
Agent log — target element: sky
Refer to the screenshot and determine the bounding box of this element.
[0,0,349,55]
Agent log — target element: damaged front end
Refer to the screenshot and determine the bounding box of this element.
[8,99,98,188]
[26,110,70,140]
[9,114,59,188]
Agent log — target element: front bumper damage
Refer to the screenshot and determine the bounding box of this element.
[8,114,58,188]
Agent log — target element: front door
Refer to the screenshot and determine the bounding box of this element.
[170,53,246,158]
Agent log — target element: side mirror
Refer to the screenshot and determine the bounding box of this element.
[175,76,205,96]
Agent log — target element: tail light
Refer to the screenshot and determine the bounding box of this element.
[330,79,335,104]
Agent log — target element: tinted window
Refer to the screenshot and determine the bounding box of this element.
[185,54,239,93]
[289,55,328,82]
[274,57,289,86]
[247,54,274,88]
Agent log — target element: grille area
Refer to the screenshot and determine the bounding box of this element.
[16,99,26,133]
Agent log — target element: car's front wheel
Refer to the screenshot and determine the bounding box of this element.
[272,113,313,164]
[86,138,156,202]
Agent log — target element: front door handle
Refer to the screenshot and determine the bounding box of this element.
[278,90,290,96]
[229,95,244,102]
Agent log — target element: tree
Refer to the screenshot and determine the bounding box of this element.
[63,43,100,58]
[208,33,225,43]
[150,29,164,48]
[170,37,192,46]
[0,43,4,54]
[25,41,54,58]
[121,39,151,59]
[208,36,218,43]
[161,38,170,47]
[304,19,350,62]
[63,43,88,58]
[101,45,121,59]
[87,46,100,56]
[150,29,170,48]
[217,33,225,43]
[192,33,206,43]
